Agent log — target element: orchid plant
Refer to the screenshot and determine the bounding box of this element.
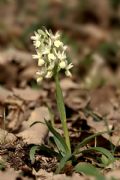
[30,28,114,177]
[31,28,73,153]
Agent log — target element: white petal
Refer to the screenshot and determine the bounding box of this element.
[65,70,72,77]
[59,61,66,69]
[48,53,56,60]
[45,29,51,36]
[55,51,62,59]
[67,63,73,70]
[54,31,61,39]
[61,53,66,59]
[34,40,41,48]
[54,40,63,48]
[45,71,53,78]
[42,48,50,55]
[31,36,36,40]
[38,59,45,66]
[31,32,39,40]
[37,77,43,83]
[49,39,52,46]
[36,68,46,76]
[48,62,55,70]
[32,54,39,59]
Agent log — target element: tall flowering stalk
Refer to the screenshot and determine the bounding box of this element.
[31,28,73,153]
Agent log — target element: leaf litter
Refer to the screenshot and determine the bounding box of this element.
[0,0,120,179]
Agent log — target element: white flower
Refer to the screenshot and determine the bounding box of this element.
[31,32,41,48]
[38,58,45,66]
[48,53,56,60]
[42,48,50,55]
[48,61,55,70]
[34,40,41,48]
[51,31,61,40]
[31,28,73,83]
[66,63,73,70]
[31,32,40,41]
[54,40,63,48]
[59,61,66,69]
[65,63,73,77]
[54,50,66,60]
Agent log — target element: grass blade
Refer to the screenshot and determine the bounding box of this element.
[30,120,45,127]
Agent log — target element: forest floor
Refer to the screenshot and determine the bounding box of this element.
[0,0,120,179]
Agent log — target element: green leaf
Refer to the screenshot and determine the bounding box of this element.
[101,154,110,166]
[53,136,67,156]
[45,120,69,154]
[74,131,110,154]
[29,145,39,164]
[74,163,105,180]
[80,147,114,165]
[55,153,72,174]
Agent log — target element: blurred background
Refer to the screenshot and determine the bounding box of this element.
[0,0,120,89]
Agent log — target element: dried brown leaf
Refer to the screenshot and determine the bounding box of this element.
[0,168,31,180]
[33,169,86,180]
[0,87,12,103]
[0,128,17,144]
[106,169,120,179]
[17,107,50,145]
[13,87,47,102]
[60,78,79,91]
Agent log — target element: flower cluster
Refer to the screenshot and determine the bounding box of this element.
[31,28,73,83]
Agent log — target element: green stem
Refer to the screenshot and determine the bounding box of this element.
[55,74,71,154]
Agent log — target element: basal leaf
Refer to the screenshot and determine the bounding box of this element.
[45,120,69,154]
[74,163,105,180]
[74,131,110,154]
[80,147,114,165]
